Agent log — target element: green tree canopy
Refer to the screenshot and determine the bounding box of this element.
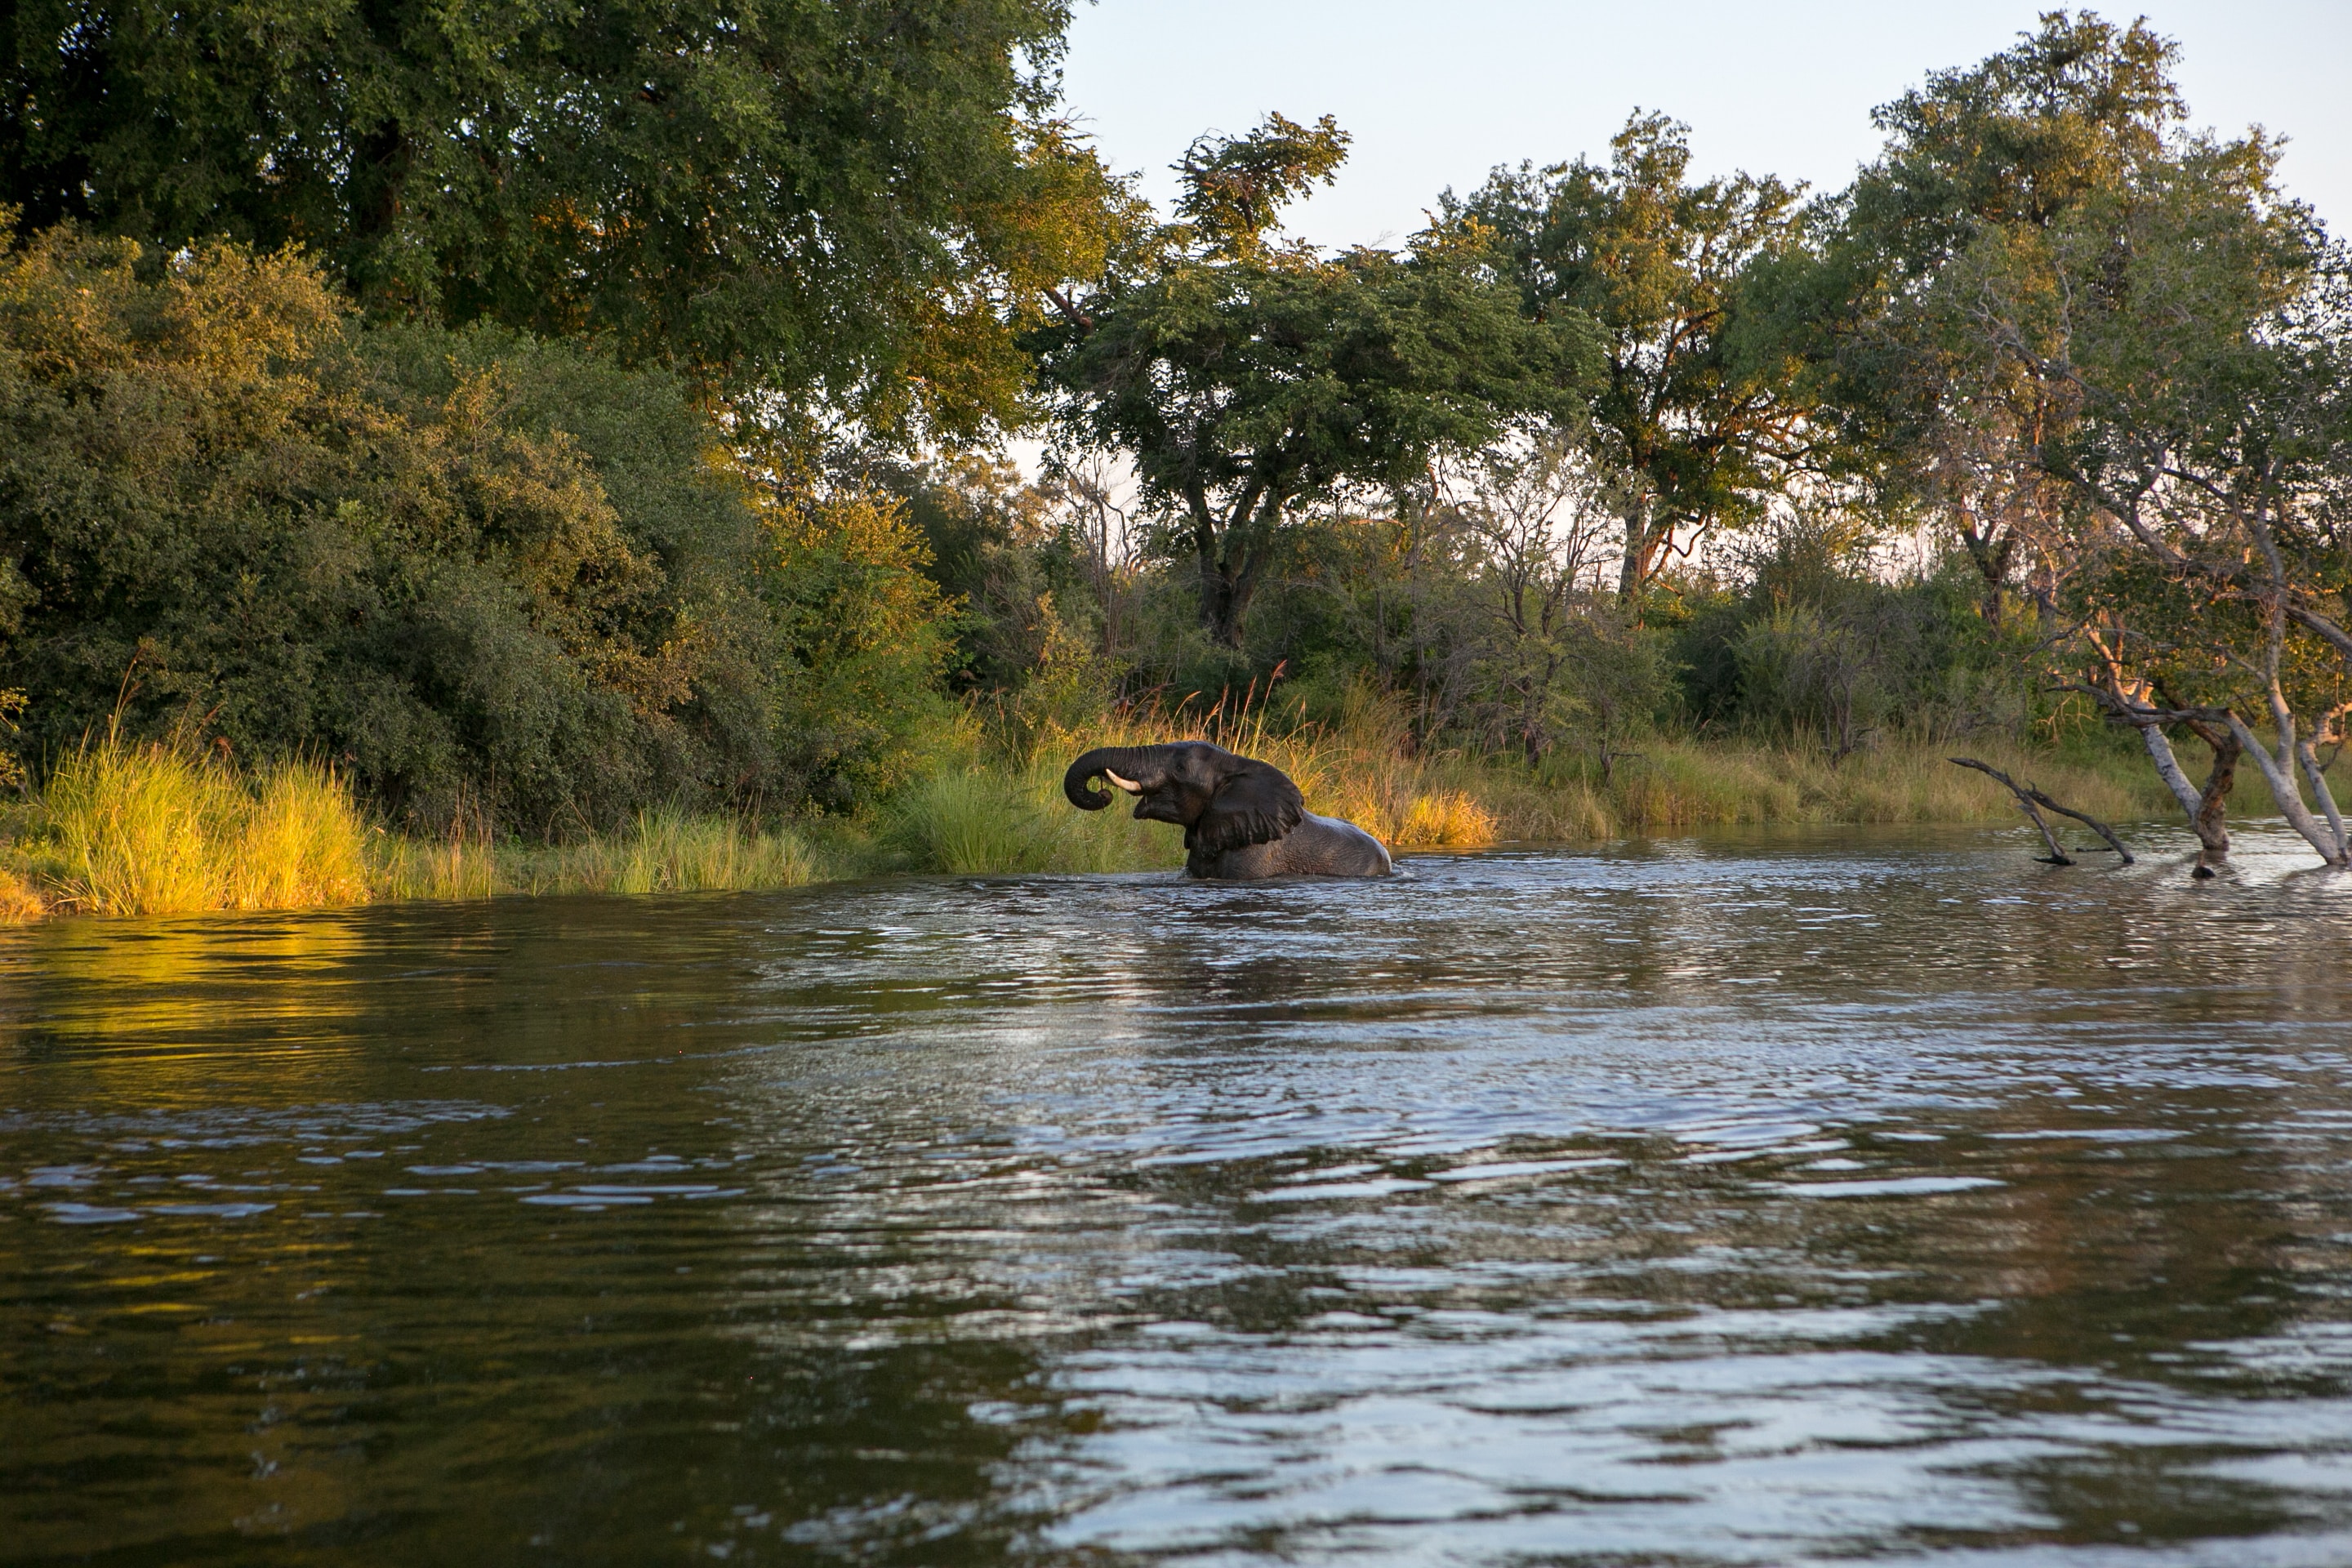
[1455,112,1820,599]
[1800,11,2207,615]
[1849,8,2182,275]
[1036,116,1593,648]
[1172,111,1350,260]
[0,0,1126,436]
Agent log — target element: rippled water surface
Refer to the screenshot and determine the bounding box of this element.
[7,826,2352,1566]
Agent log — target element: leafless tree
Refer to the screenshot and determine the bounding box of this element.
[1049,452,1145,666]
[1437,434,1646,769]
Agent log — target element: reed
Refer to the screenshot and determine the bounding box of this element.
[882,765,1180,875]
[369,826,501,904]
[3,737,826,921]
[29,733,370,917]
[229,762,375,908]
[372,807,829,901]
[1588,737,2175,834]
[0,865,46,922]
[1007,682,2197,854]
[991,685,1521,856]
[0,700,2315,924]
[506,808,827,896]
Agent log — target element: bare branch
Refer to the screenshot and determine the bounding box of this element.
[1949,757,2135,865]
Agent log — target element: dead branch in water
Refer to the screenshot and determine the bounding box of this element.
[1948,757,2135,866]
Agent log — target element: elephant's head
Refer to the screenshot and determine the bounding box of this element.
[1062,742,1306,853]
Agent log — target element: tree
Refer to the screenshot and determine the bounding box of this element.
[1809,11,2192,621]
[1881,42,2350,863]
[2043,186,2350,864]
[0,0,1128,436]
[1793,11,2352,863]
[1036,115,1592,648]
[1457,112,1820,599]
[1439,435,1624,767]
[0,226,785,830]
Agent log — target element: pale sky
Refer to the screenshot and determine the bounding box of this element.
[1055,1,2349,247]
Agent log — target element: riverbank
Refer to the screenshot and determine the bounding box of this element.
[0,726,2196,922]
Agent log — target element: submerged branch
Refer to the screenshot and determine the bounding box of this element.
[1949,757,2135,866]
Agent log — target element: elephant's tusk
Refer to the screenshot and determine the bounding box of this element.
[1102,768,1143,794]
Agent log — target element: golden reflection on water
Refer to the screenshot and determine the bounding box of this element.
[2,911,376,1055]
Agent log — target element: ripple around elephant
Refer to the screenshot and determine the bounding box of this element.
[1062,742,1394,879]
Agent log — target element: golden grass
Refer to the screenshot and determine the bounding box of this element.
[29,733,370,916]
[2,739,826,920]
[0,702,2285,921]
[0,864,46,923]
[230,762,375,907]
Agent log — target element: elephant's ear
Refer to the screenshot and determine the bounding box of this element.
[1189,759,1306,854]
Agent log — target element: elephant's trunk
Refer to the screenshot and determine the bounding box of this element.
[1064,746,1167,810]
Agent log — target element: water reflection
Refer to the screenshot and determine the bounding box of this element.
[5,822,2352,1564]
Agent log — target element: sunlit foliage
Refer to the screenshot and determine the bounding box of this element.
[0,0,1132,438]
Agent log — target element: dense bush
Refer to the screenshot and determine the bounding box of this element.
[0,225,968,832]
[906,465,2056,777]
[1659,520,2042,751]
[761,482,966,810]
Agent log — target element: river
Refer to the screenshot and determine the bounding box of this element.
[6,824,2352,1566]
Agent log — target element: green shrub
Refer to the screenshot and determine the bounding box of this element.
[762,484,970,810]
[0,226,782,834]
[884,764,1181,875]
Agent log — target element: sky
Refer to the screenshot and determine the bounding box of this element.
[1053,0,2350,249]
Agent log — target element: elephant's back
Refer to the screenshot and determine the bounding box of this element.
[1291,813,1393,875]
[1185,813,1393,879]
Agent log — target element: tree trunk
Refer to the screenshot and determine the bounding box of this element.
[2133,720,2234,857]
[347,120,411,304]
[2224,711,2349,866]
[2298,737,2348,857]
[1196,551,1246,648]
[2192,728,2238,857]
[1615,494,1656,603]
[1956,519,2013,626]
[1193,492,1276,649]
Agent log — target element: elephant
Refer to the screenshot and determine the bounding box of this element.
[1062,742,1393,879]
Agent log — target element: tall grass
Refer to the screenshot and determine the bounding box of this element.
[0,866,47,922]
[883,765,1182,875]
[972,679,1513,859]
[951,679,1592,866]
[30,733,370,916]
[0,700,2291,923]
[370,826,501,905]
[1587,735,2175,834]
[372,807,829,901]
[910,677,2198,875]
[2,737,830,921]
[500,808,826,896]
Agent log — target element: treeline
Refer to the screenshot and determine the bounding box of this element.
[2,8,2345,862]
